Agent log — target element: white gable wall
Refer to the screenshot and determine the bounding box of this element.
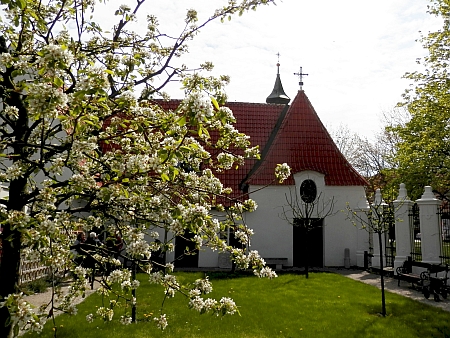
[244,185,294,265]
[245,170,369,268]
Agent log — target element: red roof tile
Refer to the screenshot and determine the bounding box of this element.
[243,91,367,186]
[154,92,367,203]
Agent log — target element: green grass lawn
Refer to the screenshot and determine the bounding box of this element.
[24,272,450,338]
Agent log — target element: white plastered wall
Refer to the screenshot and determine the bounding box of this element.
[245,170,369,268]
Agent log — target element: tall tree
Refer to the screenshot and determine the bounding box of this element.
[329,119,401,202]
[393,0,450,201]
[0,1,281,337]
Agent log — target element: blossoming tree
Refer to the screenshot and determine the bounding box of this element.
[0,0,287,336]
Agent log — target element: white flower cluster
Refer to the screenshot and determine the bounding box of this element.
[182,92,214,124]
[27,83,68,119]
[217,152,236,170]
[153,314,168,330]
[0,293,45,334]
[107,269,131,284]
[4,105,19,119]
[120,315,132,325]
[234,227,254,245]
[188,295,237,316]
[242,199,258,212]
[254,266,278,279]
[218,106,235,122]
[163,274,180,298]
[124,231,151,258]
[37,44,74,69]
[96,307,114,321]
[4,162,25,181]
[75,66,109,92]
[275,163,291,183]
[0,52,14,71]
[219,297,238,315]
[193,277,213,294]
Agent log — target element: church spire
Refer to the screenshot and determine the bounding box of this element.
[266,54,290,104]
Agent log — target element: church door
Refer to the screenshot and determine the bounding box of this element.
[174,230,199,268]
[293,218,323,268]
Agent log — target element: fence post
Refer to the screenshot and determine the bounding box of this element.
[416,186,442,265]
[393,183,413,274]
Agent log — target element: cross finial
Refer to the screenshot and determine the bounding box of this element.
[276,52,281,74]
[294,66,308,90]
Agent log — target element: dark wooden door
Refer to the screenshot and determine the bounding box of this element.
[293,218,323,268]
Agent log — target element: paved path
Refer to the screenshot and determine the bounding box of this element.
[23,281,100,314]
[334,268,450,312]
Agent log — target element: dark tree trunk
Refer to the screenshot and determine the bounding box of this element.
[378,231,386,317]
[0,226,22,337]
[0,85,29,336]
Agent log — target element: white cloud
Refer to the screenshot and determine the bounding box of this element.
[93,0,442,138]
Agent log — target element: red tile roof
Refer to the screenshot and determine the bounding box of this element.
[242,90,367,186]
[154,91,367,203]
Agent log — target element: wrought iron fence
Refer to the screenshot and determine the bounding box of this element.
[438,203,450,264]
[409,203,422,261]
[384,203,396,268]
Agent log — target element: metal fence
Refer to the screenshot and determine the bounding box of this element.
[18,256,51,285]
[384,203,396,268]
[409,203,422,261]
[438,204,450,264]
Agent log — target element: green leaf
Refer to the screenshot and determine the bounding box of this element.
[177,116,186,127]
[54,77,64,87]
[16,0,26,10]
[211,97,220,110]
[161,173,170,182]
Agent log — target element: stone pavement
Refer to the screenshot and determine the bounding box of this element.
[334,268,450,312]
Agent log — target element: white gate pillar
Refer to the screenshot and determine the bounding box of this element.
[416,186,442,265]
[393,183,413,274]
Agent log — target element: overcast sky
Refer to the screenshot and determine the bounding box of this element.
[98,0,442,139]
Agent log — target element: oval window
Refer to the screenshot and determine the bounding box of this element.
[300,179,317,203]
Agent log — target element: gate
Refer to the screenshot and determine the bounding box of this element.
[409,203,422,261]
[438,203,450,264]
[384,203,396,268]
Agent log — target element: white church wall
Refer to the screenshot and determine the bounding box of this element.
[322,185,369,267]
[245,185,294,265]
[246,173,369,268]
[198,247,219,267]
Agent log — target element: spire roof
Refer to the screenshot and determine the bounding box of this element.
[266,63,290,104]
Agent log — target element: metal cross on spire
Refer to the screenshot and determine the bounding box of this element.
[294,67,308,90]
[276,52,281,73]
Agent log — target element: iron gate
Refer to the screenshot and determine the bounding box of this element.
[409,203,422,261]
[438,203,450,264]
[384,203,396,268]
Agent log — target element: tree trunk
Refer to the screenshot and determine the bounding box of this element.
[0,227,22,337]
[378,231,386,317]
[0,177,28,336]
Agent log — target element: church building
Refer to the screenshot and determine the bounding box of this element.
[161,63,370,269]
